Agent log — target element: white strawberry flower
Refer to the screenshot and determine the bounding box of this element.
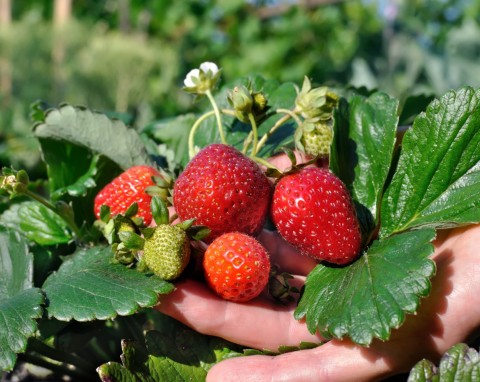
[184,68,200,88]
[183,61,221,94]
[199,61,219,76]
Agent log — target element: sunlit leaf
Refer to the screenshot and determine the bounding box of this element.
[295,229,436,345]
[381,87,480,237]
[0,228,44,371]
[43,246,174,321]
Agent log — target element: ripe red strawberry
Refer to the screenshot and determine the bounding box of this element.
[173,144,272,242]
[94,165,160,226]
[271,167,362,265]
[203,232,270,302]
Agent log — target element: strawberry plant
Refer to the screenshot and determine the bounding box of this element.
[1,61,480,382]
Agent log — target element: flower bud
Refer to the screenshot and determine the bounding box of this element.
[228,85,253,122]
[228,83,269,124]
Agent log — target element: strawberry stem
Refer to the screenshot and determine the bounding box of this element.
[247,112,259,156]
[188,108,236,158]
[206,89,227,145]
[255,108,302,154]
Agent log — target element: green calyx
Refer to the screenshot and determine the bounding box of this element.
[111,197,210,280]
[295,76,339,120]
[143,224,190,281]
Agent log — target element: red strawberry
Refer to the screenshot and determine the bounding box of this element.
[203,232,270,302]
[271,167,362,265]
[173,144,272,242]
[94,165,160,225]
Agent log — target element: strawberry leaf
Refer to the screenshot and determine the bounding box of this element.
[294,228,436,346]
[330,92,399,224]
[7,201,72,246]
[381,87,480,237]
[0,228,44,371]
[97,314,242,382]
[34,104,152,171]
[408,343,480,381]
[42,246,174,321]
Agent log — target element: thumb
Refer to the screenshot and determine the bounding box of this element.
[207,339,399,382]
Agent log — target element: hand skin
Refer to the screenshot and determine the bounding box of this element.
[157,224,480,382]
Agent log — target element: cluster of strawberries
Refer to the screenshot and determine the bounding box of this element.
[94,143,362,303]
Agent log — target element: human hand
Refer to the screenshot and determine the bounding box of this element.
[157,224,480,381]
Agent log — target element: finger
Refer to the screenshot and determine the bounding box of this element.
[156,279,322,350]
[267,150,312,171]
[257,230,318,275]
[207,339,398,382]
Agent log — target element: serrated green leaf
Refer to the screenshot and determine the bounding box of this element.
[97,314,243,382]
[381,87,480,237]
[43,246,174,321]
[0,228,44,371]
[0,289,44,371]
[408,343,480,382]
[438,343,480,381]
[294,228,436,346]
[34,104,152,171]
[0,227,34,301]
[16,201,72,246]
[330,92,399,224]
[407,359,438,382]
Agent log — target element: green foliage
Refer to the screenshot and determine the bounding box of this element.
[381,87,480,237]
[408,343,480,381]
[295,229,436,345]
[97,314,243,382]
[330,92,399,224]
[294,84,480,345]
[43,246,174,321]
[0,228,44,371]
[2,3,480,375]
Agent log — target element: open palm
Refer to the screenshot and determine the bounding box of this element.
[158,224,480,381]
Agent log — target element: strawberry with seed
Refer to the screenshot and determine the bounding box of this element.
[94,165,162,226]
[117,196,209,281]
[203,231,270,302]
[271,166,362,265]
[173,144,272,242]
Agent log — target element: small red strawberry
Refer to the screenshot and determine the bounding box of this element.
[173,144,272,242]
[203,232,270,302]
[271,167,362,265]
[94,165,161,226]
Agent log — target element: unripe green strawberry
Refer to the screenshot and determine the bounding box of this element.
[300,121,333,157]
[143,224,191,280]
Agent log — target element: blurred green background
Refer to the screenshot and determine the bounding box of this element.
[1,0,480,174]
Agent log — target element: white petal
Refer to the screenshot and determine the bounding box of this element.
[184,68,200,87]
[199,61,219,75]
